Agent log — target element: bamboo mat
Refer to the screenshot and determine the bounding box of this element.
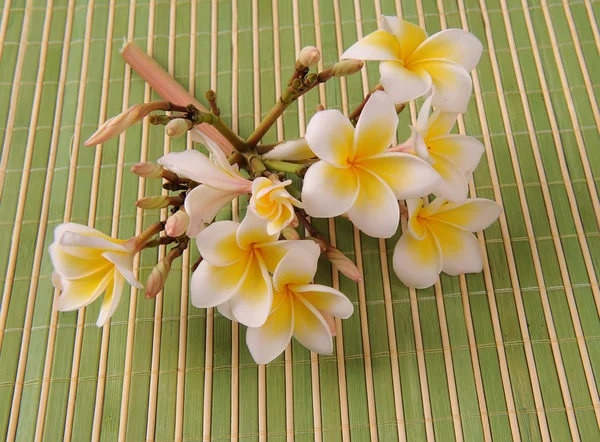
[0,0,599,441]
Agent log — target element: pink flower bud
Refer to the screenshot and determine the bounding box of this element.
[145,259,171,299]
[298,46,321,67]
[136,195,170,209]
[331,59,364,77]
[281,227,300,241]
[165,209,189,237]
[131,162,164,179]
[326,245,362,282]
[165,118,191,138]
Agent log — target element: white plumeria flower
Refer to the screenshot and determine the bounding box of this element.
[397,96,484,202]
[341,16,483,112]
[49,223,143,327]
[250,176,303,235]
[192,210,320,327]
[158,132,252,237]
[262,138,316,161]
[245,248,354,364]
[302,90,440,238]
[393,197,502,288]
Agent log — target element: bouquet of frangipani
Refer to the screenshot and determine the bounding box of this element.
[49,16,502,364]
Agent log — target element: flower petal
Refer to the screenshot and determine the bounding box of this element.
[273,248,318,292]
[246,295,294,364]
[305,110,355,167]
[429,198,502,232]
[415,95,433,135]
[55,266,114,311]
[196,220,246,266]
[291,284,354,319]
[412,59,472,112]
[189,129,232,171]
[217,301,235,321]
[184,185,240,237]
[292,294,333,354]
[407,198,426,240]
[237,209,279,250]
[102,251,143,289]
[347,167,399,238]
[262,139,316,161]
[356,152,440,200]
[49,243,108,280]
[341,29,401,61]
[353,90,398,159]
[229,252,273,327]
[408,29,483,72]
[426,110,458,139]
[257,239,321,273]
[427,219,483,275]
[190,256,250,308]
[393,226,442,289]
[96,271,125,327]
[301,161,359,218]
[405,126,433,164]
[59,231,127,258]
[380,60,432,105]
[430,152,469,202]
[381,16,428,60]
[428,134,484,175]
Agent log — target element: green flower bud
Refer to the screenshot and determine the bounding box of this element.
[331,59,364,77]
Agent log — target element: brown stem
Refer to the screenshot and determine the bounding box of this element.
[349,84,384,123]
[295,209,328,244]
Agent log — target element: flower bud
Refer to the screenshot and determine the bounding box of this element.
[136,195,170,209]
[145,259,172,299]
[281,227,300,241]
[165,118,190,137]
[331,59,364,77]
[289,214,299,228]
[165,208,189,237]
[298,46,321,67]
[326,245,362,282]
[131,162,165,179]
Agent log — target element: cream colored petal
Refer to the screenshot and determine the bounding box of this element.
[305,110,355,167]
[408,29,483,71]
[427,219,483,275]
[229,252,273,327]
[415,95,433,135]
[427,134,484,175]
[404,126,433,164]
[412,59,472,113]
[96,271,125,327]
[190,256,250,308]
[246,295,294,364]
[52,270,64,290]
[237,209,279,250]
[55,266,114,311]
[59,231,127,258]
[266,203,295,236]
[292,294,333,354]
[54,222,114,242]
[381,16,428,60]
[430,152,469,203]
[347,167,399,238]
[189,129,232,171]
[257,239,321,273]
[380,60,432,105]
[428,198,502,232]
[49,243,108,280]
[291,284,354,319]
[392,226,442,289]
[356,152,440,200]
[217,301,235,321]
[301,161,359,218]
[341,29,401,61]
[196,220,246,266]
[406,198,427,240]
[184,185,240,237]
[426,110,459,139]
[262,138,316,161]
[102,251,143,289]
[273,248,318,292]
[353,90,398,159]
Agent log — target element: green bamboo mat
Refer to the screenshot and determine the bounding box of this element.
[1,0,600,441]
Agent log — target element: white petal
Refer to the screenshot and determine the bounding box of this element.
[393,226,442,289]
[356,152,440,199]
[55,267,114,311]
[381,16,428,60]
[217,301,235,321]
[229,252,273,327]
[236,209,279,250]
[304,110,355,167]
[380,60,432,105]
[190,257,250,308]
[54,222,109,242]
[52,271,64,290]
[59,231,126,257]
[273,248,318,292]
[102,251,143,289]
[408,29,483,71]
[292,295,333,354]
[341,29,401,61]
[196,220,246,266]
[416,96,433,135]
[428,134,484,175]
[427,219,483,275]
[427,110,459,139]
[407,198,427,240]
[189,129,232,171]
[406,126,433,163]
[353,90,398,159]
[257,239,321,273]
[429,198,502,232]
[184,185,240,237]
[246,295,294,364]
[262,139,315,161]
[430,153,469,203]
[96,271,125,327]
[412,59,473,113]
[49,243,108,280]
[291,284,354,319]
[301,161,359,218]
[347,167,399,238]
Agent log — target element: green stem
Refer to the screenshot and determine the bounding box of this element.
[263,160,303,175]
[204,114,248,152]
[247,154,267,177]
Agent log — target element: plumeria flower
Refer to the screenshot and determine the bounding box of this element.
[158,132,252,237]
[302,90,439,238]
[244,248,354,364]
[250,176,303,235]
[192,210,320,327]
[393,197,502,288]
[49,223,143,326]
[395,96,484,202]
[341,16,483,112]
[262,139,316,161]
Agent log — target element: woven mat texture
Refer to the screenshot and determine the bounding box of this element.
[1,0,600,441]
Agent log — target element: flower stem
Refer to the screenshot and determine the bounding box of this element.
[206,90,220,116]
[263,160,301,174]
[349,84,384,124]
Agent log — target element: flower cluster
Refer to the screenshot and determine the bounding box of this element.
[50,17,501,364]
